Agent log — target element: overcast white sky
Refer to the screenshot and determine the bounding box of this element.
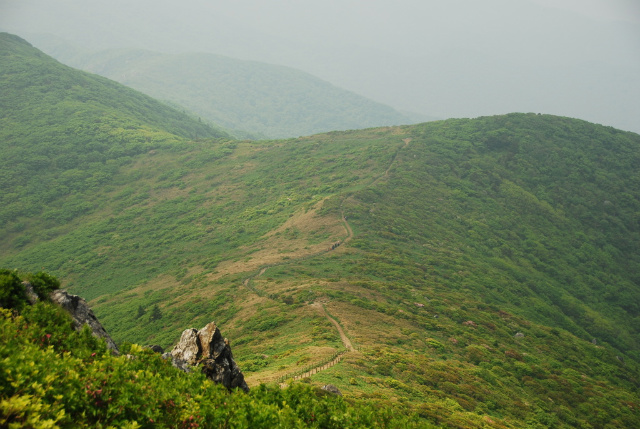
[1,0,639,132]
[529,0,640,22]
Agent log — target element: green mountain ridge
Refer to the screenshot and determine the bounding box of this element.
[27,37,425,138]
[0,32,228,242]
[2,33,640,428]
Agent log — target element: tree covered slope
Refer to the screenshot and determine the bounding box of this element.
[0,32,228,240]
[43,46,420,138]
[2,32,640,428]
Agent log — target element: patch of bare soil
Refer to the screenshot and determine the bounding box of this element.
[203,199,347,282]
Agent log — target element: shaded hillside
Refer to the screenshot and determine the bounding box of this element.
[0,32,228,237]
[42,45,421,138]
[345,114,640,353]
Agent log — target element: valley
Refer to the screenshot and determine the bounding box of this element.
[2,32,640,428]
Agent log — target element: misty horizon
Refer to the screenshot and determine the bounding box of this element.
[1,0,639,133]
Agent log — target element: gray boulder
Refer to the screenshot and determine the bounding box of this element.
[22,281,39,305]
[146,345,165,354]
[171,328,201,365]
[170,322,249,392]
[49,289,119,354]
[321,384,342,396]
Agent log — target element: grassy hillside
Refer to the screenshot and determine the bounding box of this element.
[0,272,430,428]
[0,32,228,243]
[44,46,420,139]
[2,33,640,429]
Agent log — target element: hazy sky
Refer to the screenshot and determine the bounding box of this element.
[1,0,639,132]
[529,0,640,22]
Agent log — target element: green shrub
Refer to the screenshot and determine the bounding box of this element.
[0,288,434,428]
[20,301,107,356]
[27,271,61,298]
[426,338,445,351]
[0,269,26,310]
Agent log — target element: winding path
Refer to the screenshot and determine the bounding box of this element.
[312,302,353,351]
[241,137,410,384]
[279,303,352,385]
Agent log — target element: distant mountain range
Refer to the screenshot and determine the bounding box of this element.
[29,37,429,139]
[2,32,640,428]
[2,0,638,134]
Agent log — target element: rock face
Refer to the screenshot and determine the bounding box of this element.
[170,322,249,392]
[171,328,201,365]
[22,281,39,305]
[22,283,247,391]
[49,289,119,354]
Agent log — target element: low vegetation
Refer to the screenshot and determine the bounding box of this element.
[0,271,432,428]
[2,32,640,428]
[0,32,227,241]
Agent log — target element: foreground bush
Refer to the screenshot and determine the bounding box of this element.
[0,279,433,428]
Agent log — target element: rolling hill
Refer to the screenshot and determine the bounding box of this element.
[2,32,640,428]
[0,32,228,244]
[28,40,425,139]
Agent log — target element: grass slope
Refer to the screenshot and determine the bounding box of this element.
[2,33,640,428]
[48,46,418,139]
[0,278,430,428]
[0,32,228,244]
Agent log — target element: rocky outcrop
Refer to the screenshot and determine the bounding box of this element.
[22,281,39,305]
[321,384,342,396]
[21,283,247,390]
[171,328,201,365]
[168,322,249,392]
[146,345,164,354]
[49,289,119,355]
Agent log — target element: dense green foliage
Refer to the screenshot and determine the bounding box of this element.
[51,47,418,138]
[26,271,61,297]
[0,33,228,233]
[2,32,640,428]
[347,114,640,354]
[0,268,60,310]
[0,278,432,428]
[0,269,26,310]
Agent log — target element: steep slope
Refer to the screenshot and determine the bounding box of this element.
[0,32,228,244]
[42,45,420,138]
[2,93,640,426]
[1,38,639,426]
[0,271,429,428]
